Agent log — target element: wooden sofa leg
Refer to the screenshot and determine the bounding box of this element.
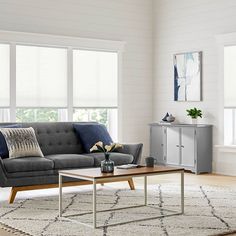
[9,187,17,204]
[128,178,135,190]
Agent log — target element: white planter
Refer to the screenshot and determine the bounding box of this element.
[191,118,197,124]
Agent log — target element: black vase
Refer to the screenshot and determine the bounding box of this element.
[101,153,114,173]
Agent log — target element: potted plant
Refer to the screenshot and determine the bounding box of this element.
[186,107,202,124]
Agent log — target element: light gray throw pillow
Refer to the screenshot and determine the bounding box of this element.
[0,127,44,158]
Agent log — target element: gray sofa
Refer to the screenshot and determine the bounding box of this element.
[0,122,143,203]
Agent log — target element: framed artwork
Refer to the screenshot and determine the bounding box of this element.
[174,51,202,101]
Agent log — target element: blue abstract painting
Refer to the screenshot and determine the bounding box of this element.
[174,52,202,101]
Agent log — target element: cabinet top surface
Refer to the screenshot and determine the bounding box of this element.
[149,123,212,127]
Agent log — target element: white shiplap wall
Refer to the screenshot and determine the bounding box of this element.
[153,0,236,175]
[0,0,153,157]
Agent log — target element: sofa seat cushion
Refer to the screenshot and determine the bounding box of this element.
[86,153,134,167]
[6,170,55,178]
[3,157,54,173]
[45,154,94,169]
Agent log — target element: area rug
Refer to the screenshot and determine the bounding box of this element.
[0,184,236,236]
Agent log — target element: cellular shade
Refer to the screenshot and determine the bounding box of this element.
[0,44,10,107]
[16,45,67,107]
[73,50,118,108]
[224,46,236,107]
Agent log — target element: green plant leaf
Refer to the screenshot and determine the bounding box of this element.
[186,107,202,119]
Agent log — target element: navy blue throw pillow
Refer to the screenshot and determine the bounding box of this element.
[0,124,22,159]
[73,123,113,153]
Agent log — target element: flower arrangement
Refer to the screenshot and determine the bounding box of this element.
[90,141,122,156]
[90,142,123,173]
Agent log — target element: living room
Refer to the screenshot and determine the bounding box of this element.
[0,0,236,235]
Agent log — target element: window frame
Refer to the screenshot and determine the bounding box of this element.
[223,45,236,145]
[0,31,124,139]
[224,107,236,145]
[216,32,236,146]
[0,43,10,108]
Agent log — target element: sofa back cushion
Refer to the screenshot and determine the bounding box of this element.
[19,122,86,155]
[0,122,98,156]
[73,123,113,153]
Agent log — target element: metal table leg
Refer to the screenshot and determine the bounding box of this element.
[93,180,97,229]
[181,170,184,214]
[59,174,62,217]
[144,176,147,206]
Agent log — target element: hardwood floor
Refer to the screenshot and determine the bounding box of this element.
[0,173,236,236]
[138,172,236,186]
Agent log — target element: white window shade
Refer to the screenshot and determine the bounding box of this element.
[0,44,10,107]
[73,50,118,107]
[224,46,236,107]
[16,45,67,107]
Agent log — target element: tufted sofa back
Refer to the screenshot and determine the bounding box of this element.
[0,122,97,156]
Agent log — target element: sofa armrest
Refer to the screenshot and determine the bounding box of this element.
[117,143,143,164]
[0,157,7,187]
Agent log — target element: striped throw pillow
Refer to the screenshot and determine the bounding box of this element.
[0,127,44,158]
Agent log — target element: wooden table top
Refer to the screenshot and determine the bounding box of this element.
[59,166,184,180]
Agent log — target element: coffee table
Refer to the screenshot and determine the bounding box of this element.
[59,166,184,228]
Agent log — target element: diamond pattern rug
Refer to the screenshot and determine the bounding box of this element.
[0,184,236,236]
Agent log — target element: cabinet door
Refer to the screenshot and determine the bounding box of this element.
[166,127,180,165]
[181,127,195,167]
[150,126,165,163]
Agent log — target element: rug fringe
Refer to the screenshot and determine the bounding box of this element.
[212,230,236,236]
[0,221,34,236]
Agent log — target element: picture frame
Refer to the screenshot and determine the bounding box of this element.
[174,51,202,101]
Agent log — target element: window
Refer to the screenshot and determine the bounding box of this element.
[224,46,236,145]
[73,50,118,107]
[0,37,119,139]
[73,50,118,139]
[15,45,68,122]
[0,109,10,122]
[16,108,67,122]
[73,108,118,141]
[16,45,67,107]
[0,44,10,122]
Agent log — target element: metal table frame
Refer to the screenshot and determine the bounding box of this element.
[59,169,184,229]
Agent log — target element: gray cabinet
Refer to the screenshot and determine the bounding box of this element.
[166,127,180,165]
[181,128,195,167]
[150,125,166,164]
[149,123,212,174]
